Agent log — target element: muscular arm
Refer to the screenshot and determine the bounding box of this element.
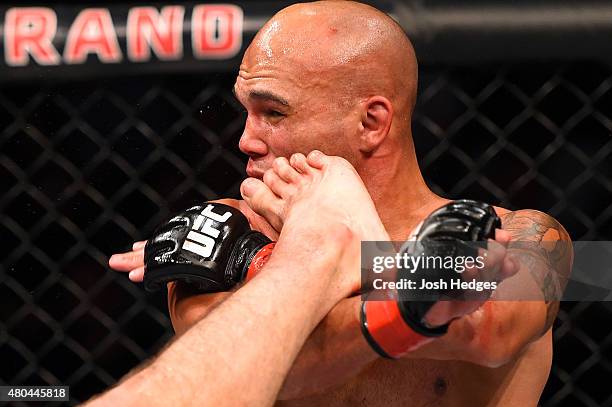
[500,209,572,331]
[408,209,572,365]
[169,208,573,400]
[167,199,279,335]
[277,209,572,399]
[89,224,352,406]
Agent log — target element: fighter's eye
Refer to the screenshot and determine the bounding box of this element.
[267,110,285,118]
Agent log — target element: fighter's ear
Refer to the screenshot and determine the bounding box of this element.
[358,96,393,153]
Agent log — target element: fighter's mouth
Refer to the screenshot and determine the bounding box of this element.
[246,162,265,179]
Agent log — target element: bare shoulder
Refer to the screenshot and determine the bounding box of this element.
[495,208,573,331]
[498,208,571,243]
[493,205,512,217]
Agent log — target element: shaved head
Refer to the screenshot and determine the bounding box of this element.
[250,1,418,118]
[236,1,419,179]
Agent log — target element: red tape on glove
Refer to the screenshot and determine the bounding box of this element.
[245,242,276,281]
[364,300,435,358]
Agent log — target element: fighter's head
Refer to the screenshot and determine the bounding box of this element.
[234,1,418,179]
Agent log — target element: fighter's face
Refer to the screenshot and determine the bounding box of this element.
[233,45,358,179]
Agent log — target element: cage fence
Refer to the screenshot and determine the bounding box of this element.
[0,36,611,407]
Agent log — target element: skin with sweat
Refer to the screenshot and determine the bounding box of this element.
[109,2,571,406]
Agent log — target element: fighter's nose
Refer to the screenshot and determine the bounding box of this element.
[239,129,268,158]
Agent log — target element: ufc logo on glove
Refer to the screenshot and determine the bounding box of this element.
[143,202,274,292]
[183,205,233,258]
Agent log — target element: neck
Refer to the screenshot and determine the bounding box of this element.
[357,139,446,240]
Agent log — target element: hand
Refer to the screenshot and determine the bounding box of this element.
[108,199,272,285]
[361,199,519,359]
[143,203,273,293]
[108,241,146,282]
[424,229,519,327]
[241,152,390,296]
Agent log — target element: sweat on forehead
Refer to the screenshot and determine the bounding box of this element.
[251,1,412,70]
[243,1,418,113]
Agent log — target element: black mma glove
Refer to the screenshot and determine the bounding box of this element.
[361,199,501,359]
[143,203,275,293]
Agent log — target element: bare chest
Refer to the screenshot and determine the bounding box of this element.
[277,359,461,407]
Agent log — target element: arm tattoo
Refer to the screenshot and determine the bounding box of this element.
[501,210,573,332]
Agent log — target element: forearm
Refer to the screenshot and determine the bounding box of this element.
[278,296,379,400]
[404,300,547,366]
[404,264,551,367]
[166,282,379,401]
[166,276,377,401]
[277,297,547,402]
[277,263,550,400]
[167,281,234,335]
[412,209,572,366]
[87,251,345,407]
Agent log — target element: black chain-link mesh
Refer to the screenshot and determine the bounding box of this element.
[1,62,611,405]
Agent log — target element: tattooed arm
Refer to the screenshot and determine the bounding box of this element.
[501,209,573,332]
[406,209,573,367]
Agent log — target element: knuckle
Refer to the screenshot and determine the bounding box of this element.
[263,170,275,185]
[278,159,290,173]
[130,252,143,263]
[272,157,283,171]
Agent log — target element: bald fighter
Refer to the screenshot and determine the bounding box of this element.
[110,1,572,406]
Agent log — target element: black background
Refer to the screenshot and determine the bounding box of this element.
[1,1,612,406]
